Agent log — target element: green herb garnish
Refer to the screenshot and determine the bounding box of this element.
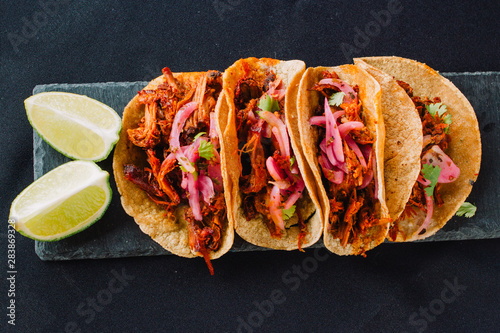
[258,94,280,112]
[328,92,345,107]
[421,164,442,197]
[282,205,296,220]
[198,140,215,161]
[456,202,477,218]
[194,132,207,141]
[426,103,446,117]
[426,103,452,133]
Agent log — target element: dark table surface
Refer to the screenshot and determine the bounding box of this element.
[1,1,500,332]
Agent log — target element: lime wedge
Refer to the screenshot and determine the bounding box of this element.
[9,161,111,241]
[25,92,121,161]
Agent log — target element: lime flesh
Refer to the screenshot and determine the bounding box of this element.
[25,92,121,161]
[10,161,111,241]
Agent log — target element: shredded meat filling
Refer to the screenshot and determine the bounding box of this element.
[240,131,268,194]
[124,68,224,268]
[394,80,451,232]
[314,71,380,247]
[127,102,161,149]
[235,77,262,110]
[234,72,304,240]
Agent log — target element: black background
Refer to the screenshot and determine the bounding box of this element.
[1,1,500,332]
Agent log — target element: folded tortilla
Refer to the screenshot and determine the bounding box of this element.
[113,71,234,260]
[296,65,390,255]
[354,59,423,222]
[356,56,481,241]
[216,57,323,250]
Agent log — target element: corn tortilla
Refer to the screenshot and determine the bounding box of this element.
[216,57,323,250]
[296,65,390,255]
[113,72,234,259]
[357,56,481,241]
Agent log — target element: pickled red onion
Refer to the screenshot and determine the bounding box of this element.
[320,138,337,167]
[261,121,272,138]
[318,78,358,104]
[333,110,345,122]
[282,178,305,210]
[338,121,364,138]
[267,78,286,100]
[345,135,367,169]
[247,110,257,123]
[324,98,344,163]
[169,102,198,173]
[422,145,460,183]
[266,156,287,182]
[185,138,202,163]
[259,111,290,157]
[272,127,287,157]
[360,144,372,161]
[184,171,202,220]
[309,116,326,127]
[417,174,431,186]
[208,163,223,192]
[198,172,215,205]
[318,154,344,184]
[209,111,219,149]
[417,192,434,235]
[358,168,373,189]
[269,185,285,231]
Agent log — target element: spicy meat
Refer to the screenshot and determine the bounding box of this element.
[311,71,381,248]
[123,68,226,274]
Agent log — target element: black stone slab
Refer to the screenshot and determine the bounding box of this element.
[33,72,500,260]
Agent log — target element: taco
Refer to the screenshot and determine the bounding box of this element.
[113,68,233,274]
[296,65,390,255]
[355,56,481,241]
[216,57,323,250]
[355,57,481,242]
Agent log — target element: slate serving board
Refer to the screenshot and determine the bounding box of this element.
[33,72,500,260]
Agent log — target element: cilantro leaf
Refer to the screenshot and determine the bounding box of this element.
[421,164,441,197]
[442,114,452,133]
[328,92,345,107]
[194,132,207,141]
[282,205,296,220]
[258,94,280,112]
[198,140,215,161]
[426,103,445,117]
[456,202,477,218]
[290,156,296,168]
[426,103,452,133]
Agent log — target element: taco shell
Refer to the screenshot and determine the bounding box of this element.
[357,56,481,241]
[113,71,234,259]
[296,65,389,255]
[216,57,323,250]
[354,58,423,222]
